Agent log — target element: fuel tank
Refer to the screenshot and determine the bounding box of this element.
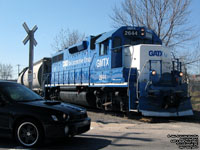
[59,91,96,107]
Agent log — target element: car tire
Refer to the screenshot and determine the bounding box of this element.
[15,119,44,147]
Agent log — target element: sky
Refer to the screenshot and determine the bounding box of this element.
[0,0,200,79]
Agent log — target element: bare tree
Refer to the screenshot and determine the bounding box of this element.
[0,63,13,80]
[110,0,196,49]
[182,43,200,74]
[52,28,86,51]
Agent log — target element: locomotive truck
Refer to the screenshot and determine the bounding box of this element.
[18,26,193,117]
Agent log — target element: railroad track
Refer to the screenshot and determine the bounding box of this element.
[86,108,200,124]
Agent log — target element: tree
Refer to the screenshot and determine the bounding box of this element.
[52,28,86,51]
[110,0,196,49]
[182,43,200,74]
[0,63,13,80]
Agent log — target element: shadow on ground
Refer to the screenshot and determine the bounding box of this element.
[0,136,111,150]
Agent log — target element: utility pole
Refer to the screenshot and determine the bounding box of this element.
[22,22,38,89]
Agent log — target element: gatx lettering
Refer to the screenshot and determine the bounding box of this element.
[96,58,109,68]
[149,50,163,56]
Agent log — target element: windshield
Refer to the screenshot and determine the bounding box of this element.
[0,82,42,102]
[124,38,154,45]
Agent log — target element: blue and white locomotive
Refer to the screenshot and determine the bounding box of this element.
[18,26,193,117]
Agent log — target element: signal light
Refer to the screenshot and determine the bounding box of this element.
[141,28,145,36]
[151,70,156,76]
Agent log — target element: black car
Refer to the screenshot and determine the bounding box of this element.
[0,81,91,147]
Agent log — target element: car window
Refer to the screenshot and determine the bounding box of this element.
[0,83,42,102]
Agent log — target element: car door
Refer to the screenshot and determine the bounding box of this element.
[0,92,11,136]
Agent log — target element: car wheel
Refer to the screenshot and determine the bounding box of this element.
[15,119,43,147]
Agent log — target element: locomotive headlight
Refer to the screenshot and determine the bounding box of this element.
[151,70,156,76]
[179,72,183,77]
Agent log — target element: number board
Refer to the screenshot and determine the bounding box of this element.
[124,30,138,36]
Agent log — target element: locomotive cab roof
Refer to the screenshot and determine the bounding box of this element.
[95,26,162,45]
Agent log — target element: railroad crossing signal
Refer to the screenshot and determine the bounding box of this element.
[23,23,38,46]
[22,22,38,89]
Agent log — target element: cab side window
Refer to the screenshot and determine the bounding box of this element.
[112,37,122,53]
[99,39,109,56]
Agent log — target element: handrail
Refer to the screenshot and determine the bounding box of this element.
[111,45,132,51]
[136,60,149,99]
[127,46,134,96]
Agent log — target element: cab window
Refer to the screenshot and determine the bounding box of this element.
[99,39,109,56]
[112,37,122,53]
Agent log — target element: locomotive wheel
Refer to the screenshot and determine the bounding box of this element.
[15,119,44,147]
